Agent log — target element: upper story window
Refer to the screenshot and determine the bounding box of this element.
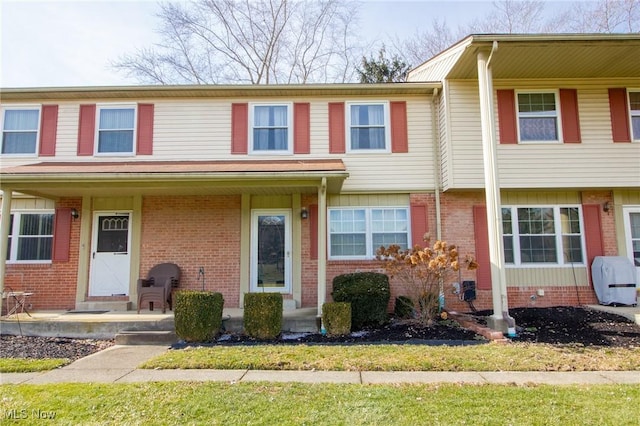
[347,102,390,152]
[6,212,54,263]
[250,104,292,154]
[329,207,409,259]
[517,92,560,143]
[1,107,40,155]
[97,105,136,154]
[630,91,640,141]
[502,206,584,266]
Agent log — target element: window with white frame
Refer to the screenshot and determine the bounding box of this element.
[630,90,640,141]
[97,106,135,154]
[251,104,291,153]
[347,102,389,151]
[329,207,409,259]
[501,206,584,266]
[6,212,54,263]
[517,92,560,142]
[1,107,40,155]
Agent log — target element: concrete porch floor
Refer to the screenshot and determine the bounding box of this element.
[0,307,320,339]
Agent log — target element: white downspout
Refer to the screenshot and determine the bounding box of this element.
[317,177,327,318]
[476,42,515,335]
[431,88,442,240]
[0,188,14,297]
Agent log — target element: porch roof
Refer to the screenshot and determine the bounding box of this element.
[0,159,348,199]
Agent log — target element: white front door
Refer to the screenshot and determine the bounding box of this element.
[623,207,640,285]
[250,209,291,293]
[89,212,132,296]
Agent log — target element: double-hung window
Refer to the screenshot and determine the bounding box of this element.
[6,212,54,263]
[630,90,640,141]
[97,105,135,154]
[1,107,40,155]
[251,104,291,153]
[329,207,409,259]
[517,92,560,143]
[347,102,390,151]
[501,206,584,266]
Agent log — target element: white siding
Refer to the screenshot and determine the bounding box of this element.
[446,79,640,189]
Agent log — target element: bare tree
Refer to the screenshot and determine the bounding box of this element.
[113,0,363,84]
[564,0,640,32]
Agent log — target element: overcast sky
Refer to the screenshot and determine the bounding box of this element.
[1,0,560,88]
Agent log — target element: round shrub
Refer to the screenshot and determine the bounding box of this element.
[331,272,390,330]
[322,302,351,336]
[174,290,224,342]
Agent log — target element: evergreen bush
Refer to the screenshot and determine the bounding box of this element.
[331,272,390,330]
[174,291,224,342]
[394,295,415,319]
[243,293,283,339]
[322,302,351,336]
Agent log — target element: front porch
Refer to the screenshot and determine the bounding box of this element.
[0,307,320,340]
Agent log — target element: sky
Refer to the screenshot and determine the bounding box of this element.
[1,0,564,88]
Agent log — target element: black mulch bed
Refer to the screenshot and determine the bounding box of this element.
[2,306,639,361]
[474,306,640,348]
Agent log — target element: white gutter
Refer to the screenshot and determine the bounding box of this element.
[476,41,515,335]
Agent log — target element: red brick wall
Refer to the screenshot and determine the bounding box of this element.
[3,199,81,312]
[140,195,242,307]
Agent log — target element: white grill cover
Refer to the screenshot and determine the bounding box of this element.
[591,256,637,305]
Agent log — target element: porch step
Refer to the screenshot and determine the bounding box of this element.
[76,301,132,311]
[115,330,177,345]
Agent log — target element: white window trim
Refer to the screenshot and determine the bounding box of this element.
[515,90,563,144]
[628,88,640,142]
[0,104,41,157]
[7,210,55,264]
[94,104,137,156]
[503,205,586,268]
[248,102,293,155]
[345,101,391,153]
[328,206,411,260]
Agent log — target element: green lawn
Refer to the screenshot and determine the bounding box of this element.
[141,343,640,372]
[0,358,68,373]
[2,382,639,425]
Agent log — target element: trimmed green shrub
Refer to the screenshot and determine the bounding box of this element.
[243,293,283,339]
[394,295,414,319]
[332,272,390,330]
[174,291,224,342]
[322,302,351,336]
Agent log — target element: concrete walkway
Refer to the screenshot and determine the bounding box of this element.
[3,344,640,386]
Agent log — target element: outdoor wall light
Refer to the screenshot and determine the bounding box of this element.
[602,202,611,213]
[71,208,79,220]
[300,207,309,220]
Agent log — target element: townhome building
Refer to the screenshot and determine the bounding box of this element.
[1,34,639,320]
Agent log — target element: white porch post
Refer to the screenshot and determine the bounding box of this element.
[477,46,515,334]
[317,178,327,317]
[0,188,14,296]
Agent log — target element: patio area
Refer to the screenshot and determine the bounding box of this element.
[0,307,320,340]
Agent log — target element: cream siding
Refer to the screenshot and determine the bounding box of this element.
[506,267,589,288]
[445,80,640,189]
[328,194,410,207]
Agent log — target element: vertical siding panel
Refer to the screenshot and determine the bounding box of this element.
[608,88,631,143]
[294,102,310,154]
[309,204,318,260]
[473,205,492,290]
[52,207,71,262]
[77,104,96,156]
[328,102,345,154]
[39,105,58,156]
[390,101,408,153]
[497,89,518,144]
[231,103,248,154]
[410,204,428,248]
[559,89,581,143]
[582,204,604,270]
[136,103,154,155]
